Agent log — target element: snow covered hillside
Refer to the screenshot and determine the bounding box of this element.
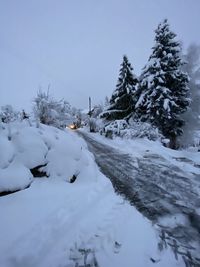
[0,121,185,267]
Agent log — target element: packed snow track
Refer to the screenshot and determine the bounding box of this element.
[78,130,200,266]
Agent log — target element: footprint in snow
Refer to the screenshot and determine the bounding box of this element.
[44,141,51,150]
[150,257,161,263]
[8,154,15,164]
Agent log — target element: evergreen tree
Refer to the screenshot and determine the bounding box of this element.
[101,55,138,120]
[135,19,190,148]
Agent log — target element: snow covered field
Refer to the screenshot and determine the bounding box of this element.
[0,122,185,266]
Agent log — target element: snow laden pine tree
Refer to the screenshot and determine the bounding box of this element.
[135,19,190,148]
[101,55,138,120]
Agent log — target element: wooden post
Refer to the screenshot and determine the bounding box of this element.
[89,97,91,116]
[89,97,92,132]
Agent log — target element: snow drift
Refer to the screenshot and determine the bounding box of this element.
[0,120,94,193]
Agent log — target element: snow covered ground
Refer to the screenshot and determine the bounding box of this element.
[0,121,185,266]
[84,129,200,178]
[78,128,200,266]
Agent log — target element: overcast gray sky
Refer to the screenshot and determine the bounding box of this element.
[0,0,200,111]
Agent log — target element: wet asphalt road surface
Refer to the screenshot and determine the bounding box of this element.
[78,131,200,266]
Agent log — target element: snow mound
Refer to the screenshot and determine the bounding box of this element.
[0,121,95,193]
[12,126,48,169]
[0,134,15,169]
[0,160,33,193]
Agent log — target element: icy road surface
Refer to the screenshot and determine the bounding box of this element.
[78,130,200,266]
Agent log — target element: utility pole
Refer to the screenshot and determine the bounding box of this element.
[89,97,92,132]
[89,97,91,116]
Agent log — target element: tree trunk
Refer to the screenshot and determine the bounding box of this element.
[169,135,177,149]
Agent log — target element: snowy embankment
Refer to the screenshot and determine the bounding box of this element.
[0,121,87,193]
[0,121,183,267]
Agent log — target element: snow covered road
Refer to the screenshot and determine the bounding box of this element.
[78,130,200,266]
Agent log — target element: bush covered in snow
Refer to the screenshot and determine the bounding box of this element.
[101,119,163,141]
[0,105,20,123]
[122,121,163,141]
[89,118,104,133]
[33,90,75,129]
[102,120,128,138]
[0,120,95,193]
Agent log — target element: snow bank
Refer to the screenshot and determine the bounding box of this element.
[0,121,95,193]
[0,160,33,192]
[0,133,15,169]
[12,126,48,169]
